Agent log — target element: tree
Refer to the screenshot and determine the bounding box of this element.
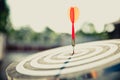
[0,0,9,34]
[81,22,96,34]
[40,27,57,46]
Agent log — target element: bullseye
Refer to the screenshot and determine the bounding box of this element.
[14,40,120,77]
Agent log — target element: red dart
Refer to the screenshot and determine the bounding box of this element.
[69,7,79,55]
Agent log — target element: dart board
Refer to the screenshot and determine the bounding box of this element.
[6,39,120,80]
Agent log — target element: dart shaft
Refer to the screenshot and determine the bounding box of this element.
[72,23,75,40]
[71,23,75,55]
[72,39,75,55]
[72,21,75,47]
[72,22,75,55]
[72,39,75,47]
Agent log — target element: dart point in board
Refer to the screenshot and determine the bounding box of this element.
[69,6,79,55]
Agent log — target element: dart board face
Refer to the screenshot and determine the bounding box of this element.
[6,39,120,80]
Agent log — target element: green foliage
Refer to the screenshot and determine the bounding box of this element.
[9,26,35,44]
[76,22,109,43]
[0,0,9,34]
[38,27,57,46]
[8,26,60,46]
[80,22,96,34]
[8,24,109,47]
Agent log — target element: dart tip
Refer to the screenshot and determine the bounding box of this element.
[72,51,74,55]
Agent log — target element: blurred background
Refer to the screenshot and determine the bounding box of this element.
[0,0,120,80]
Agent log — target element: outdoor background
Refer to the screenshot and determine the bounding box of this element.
[0,0,120,80]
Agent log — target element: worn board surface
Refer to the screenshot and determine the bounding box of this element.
[6,39,120,80]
